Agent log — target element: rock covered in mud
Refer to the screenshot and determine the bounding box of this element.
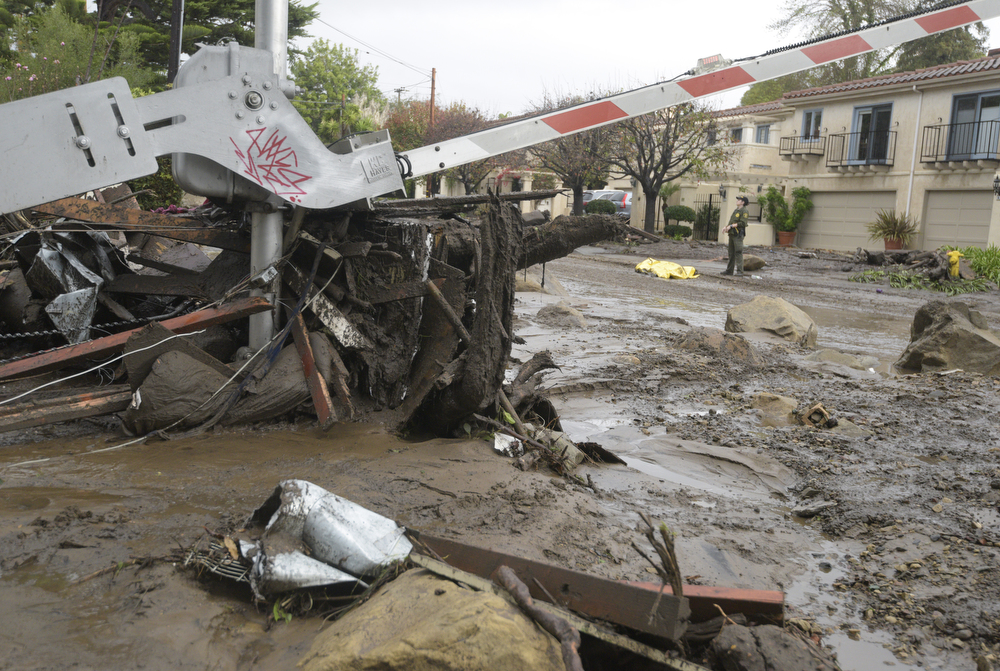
[710,623,838,671]
[725,296,817,347]
[298,569,565,671]
[743,254,767,271]
[751,393,798,427]
[895,300,1000,376]
[676,326,762,364]
[535,302,588,329]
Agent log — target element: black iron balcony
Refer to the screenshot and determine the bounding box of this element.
[920,119,1000,163]
[779,135,827,157]
[826,131,896,168]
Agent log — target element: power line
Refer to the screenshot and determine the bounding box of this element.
[313,16,431,78]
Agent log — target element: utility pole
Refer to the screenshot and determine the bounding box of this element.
[429,68,436,127]
[167,0,185,83]
[394,87,405,104]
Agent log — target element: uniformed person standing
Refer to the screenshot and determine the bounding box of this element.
[723,196,750,276]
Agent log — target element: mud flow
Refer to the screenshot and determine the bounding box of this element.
[3,240,1000,671]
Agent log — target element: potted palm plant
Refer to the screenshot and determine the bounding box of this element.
[758,186,813,246]
[866,210,919,250]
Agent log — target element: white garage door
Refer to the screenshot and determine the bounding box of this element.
[923,190,992,250]
[797,191,896,252]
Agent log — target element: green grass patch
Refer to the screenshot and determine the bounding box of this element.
[848,267,991,296]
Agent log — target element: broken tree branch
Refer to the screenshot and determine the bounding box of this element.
[494,565,584,671]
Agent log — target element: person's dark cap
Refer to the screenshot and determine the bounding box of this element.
[737,196,749,204]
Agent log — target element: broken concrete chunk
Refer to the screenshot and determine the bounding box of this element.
[711,624,838,671]
[726,295,818,347]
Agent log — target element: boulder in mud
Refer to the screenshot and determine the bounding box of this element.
[516,266,569,296]
[751,393,797,427]
[726,296,817,347]
[535,302,587,329]
[298,569,565,671]
[676,326,762,364]
[805,349,879,371]
[743,254,767,271]
[895,300,1000,376]
[710,623,838,671]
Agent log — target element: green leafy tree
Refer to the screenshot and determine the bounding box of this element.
[289,40,383,144]
[528,92,614,215]
[118,0,316,78]
[1,3,155,101]
[384,98,431,153]
[601,102,732,233]
[741,0,989,103]
[759,186,813,232]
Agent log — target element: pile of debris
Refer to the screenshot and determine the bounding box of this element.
[851,246,977,281]
[178,479,828,671]
[0,188,624,451]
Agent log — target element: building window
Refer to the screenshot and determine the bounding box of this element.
[707,128,717,146]
[948,91,1000,159]
[850,104,892,163]
[802,109,822,140]
[755,124,770,144]
[730,127,743,143]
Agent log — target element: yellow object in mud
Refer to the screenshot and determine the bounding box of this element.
[946,250,964,278]
[635,257,699,280]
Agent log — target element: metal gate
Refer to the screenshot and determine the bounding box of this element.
[692,194,722,241]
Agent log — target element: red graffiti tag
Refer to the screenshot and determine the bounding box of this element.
[231,128,312,202]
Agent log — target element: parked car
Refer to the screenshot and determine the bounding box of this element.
[597,190,632,218]
[580,189,616,212]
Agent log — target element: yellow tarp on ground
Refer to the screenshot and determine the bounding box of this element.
[635,257,699,280]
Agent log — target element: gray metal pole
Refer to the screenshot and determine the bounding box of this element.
[249,0,289,350]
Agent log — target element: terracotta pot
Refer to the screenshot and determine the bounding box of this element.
[884,238,904,251]
[776,230,796,247]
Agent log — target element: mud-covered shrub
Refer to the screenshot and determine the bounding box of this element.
[585,199,617,215]
[663,224,692,239]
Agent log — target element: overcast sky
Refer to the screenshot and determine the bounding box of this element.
[300,0,1000,116]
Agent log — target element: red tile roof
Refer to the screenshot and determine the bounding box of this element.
[713,100,784,119]
[783,55,1000,100]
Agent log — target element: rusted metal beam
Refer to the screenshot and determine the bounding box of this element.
[34,198,251,253]
[289,313,336,430]
[410,553,709,671]
[625,581,784,625]
[0,386,132,433]
[409,531,690,642]
[106,274,210,299]
[0,297,272,381]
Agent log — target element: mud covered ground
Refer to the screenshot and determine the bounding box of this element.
[1,237,999,670]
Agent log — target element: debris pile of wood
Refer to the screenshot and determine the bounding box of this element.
[852,247,977,281]
[0,187,626,442]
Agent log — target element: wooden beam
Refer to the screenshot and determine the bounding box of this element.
[0,297,272,381]
[289,313,336,430]
[0,386,132,433]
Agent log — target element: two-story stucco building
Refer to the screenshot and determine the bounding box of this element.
[694,51,1000,252]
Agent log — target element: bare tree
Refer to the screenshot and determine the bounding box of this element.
[527,93,614,215]
[603,103,731,233]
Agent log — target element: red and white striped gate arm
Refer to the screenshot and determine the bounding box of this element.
[402,0,1000,178]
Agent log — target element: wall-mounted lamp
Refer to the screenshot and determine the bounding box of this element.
[994,175,1000,200]
[719,185,726,199]
[757,184,763,193]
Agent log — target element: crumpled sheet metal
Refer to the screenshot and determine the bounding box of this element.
[250,479,412,584]
[635,257,698,280]
[244,544,363,597]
